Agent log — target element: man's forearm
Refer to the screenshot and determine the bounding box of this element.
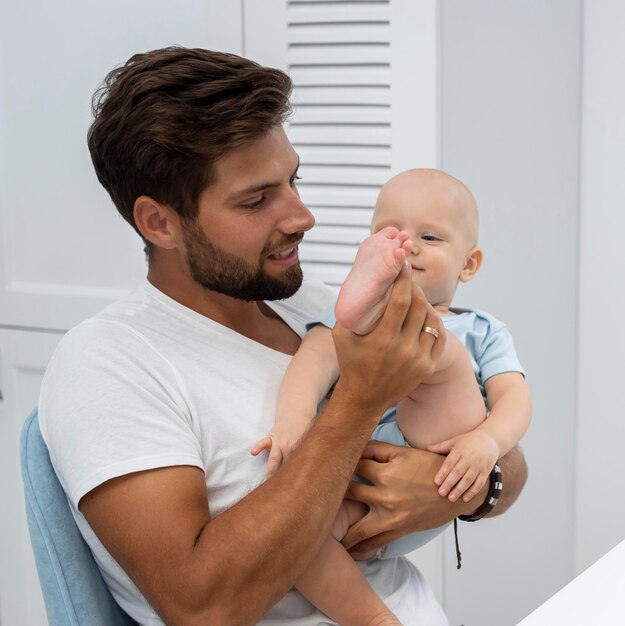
[486,445,528,517]
[185,382,384,624]
[80,381,387,626]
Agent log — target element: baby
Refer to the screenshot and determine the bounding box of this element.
[252,169,532,625]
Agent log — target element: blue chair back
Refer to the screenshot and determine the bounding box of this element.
[20,409,137,626]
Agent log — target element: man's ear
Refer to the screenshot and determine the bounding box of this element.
[459,246,483,283]
[133,196,181,250]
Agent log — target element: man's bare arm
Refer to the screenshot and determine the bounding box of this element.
[486,444,528,517]
[80,268,446,625]
[80,390,395,625]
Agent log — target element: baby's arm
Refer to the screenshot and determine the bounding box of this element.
[481,372,532,456]
[251,324,339,475]
[427,372,532,503]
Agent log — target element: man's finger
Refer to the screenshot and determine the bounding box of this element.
[348,529,404,557]
[345,480,377,504]
[360,439,400,463]
[342,512,384,549]
[352,458,381,484]
[375,264,412,333]
[401,281,429,335]
[426,318,446,363]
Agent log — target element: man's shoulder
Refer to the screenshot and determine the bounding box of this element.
[46,285,169,382]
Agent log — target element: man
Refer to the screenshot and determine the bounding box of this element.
[39,47,527,625]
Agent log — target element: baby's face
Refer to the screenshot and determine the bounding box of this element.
[371,173,478,308]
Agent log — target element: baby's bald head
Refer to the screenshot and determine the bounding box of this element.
[374,168,479,248]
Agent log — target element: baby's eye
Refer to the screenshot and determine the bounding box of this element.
[290,174,302,187]
[421,234,440,242]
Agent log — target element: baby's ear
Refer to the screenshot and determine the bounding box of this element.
[459,247,483,283]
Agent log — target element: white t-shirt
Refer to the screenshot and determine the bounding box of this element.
[39,279,447,625]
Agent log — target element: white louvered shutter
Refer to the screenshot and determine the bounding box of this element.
[279,0,438,287]
[285,0,392,287]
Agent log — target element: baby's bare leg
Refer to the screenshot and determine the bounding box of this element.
[294,500,401,626]
[397,330,486,448]
[335,227,412,334]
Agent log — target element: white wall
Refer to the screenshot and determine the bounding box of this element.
[576,0,625,573]
[440,2,581,624]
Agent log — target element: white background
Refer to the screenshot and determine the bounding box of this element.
[1,1,624,625]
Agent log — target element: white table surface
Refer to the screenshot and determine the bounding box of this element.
[517,539,625,625]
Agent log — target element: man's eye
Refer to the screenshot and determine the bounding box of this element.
[290,174,302,187]
[243,196,265,209]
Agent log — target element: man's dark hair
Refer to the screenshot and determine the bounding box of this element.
[87,47,293,247]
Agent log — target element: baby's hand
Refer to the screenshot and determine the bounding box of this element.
[250,420,310,477]
[426,430,499,503]
[250,433,286,476]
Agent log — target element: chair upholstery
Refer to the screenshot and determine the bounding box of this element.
[20,409,137,626]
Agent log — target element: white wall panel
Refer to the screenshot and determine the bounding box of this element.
[576,0,625,574]
[440,2,581,624]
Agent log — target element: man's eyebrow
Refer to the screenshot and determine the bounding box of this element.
[226,157,300,203]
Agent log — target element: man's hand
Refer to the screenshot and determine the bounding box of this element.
[341,441,474,557]
[342,441,528,558]
[332,265,446,417]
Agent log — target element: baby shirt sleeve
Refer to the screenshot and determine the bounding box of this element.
[305,307,337,331]
[475,318,525,384]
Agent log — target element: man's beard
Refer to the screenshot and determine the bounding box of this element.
[182,218,304,302]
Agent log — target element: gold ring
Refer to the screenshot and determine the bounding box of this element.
[422,326,440,339]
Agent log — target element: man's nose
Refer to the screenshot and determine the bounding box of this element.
[281,189,315,234]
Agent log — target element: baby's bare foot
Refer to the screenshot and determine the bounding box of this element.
[335,227,412,334]
[365,611,403,626]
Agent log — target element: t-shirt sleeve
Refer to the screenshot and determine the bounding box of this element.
[305,307,337,331]
[477,323,525,383]
[39,319,204,508]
